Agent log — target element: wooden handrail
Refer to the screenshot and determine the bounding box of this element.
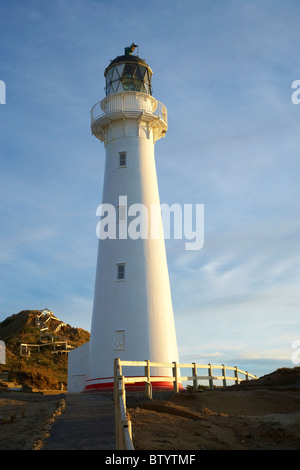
[114,358,134,450]
[113,358,257,449]
[115,359,257,388]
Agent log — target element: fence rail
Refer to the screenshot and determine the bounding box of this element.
[113,358,257,449]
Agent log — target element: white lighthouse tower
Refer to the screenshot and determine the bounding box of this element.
[84,45,180,392]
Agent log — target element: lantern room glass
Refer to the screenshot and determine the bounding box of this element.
[105,62,152,96]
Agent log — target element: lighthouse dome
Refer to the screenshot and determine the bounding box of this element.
[104,51,153,96]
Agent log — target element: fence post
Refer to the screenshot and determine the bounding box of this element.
[118,376,126,450]
[145,359,152,398]
[114,358,118,404]
[208,364,213,389]
[222,364,227,387]
[114,358,122,404]
[128,419,132,441]
[114,374,120,447]
[234,366,239,385]
[173,361,179,393]
[192,362,198,391]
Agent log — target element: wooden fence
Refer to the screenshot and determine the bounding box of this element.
[114,359,134,450]
[113,358,257,449]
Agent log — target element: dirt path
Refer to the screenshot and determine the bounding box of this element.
[42,393,115,450]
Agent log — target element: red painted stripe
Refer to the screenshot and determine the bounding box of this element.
[84,377,183,393]
[85,376,113,383]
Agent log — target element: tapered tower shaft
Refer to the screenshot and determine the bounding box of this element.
[85,49,179,391]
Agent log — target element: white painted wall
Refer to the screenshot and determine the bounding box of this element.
[85,92,179,391]
[67,341,89,393]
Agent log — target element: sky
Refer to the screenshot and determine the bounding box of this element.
[0,0,299,380]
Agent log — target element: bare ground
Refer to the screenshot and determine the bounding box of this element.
[1,388,300,451]
[0,391,65,450]
[1,367,300,451]
[128,388,300,450]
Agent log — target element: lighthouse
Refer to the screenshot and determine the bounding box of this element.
[69,45,180,392]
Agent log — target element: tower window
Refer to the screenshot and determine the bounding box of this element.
[117,205,126,223]
[119,152,126,167]
[115,330,125,350]
[117,263,125,280]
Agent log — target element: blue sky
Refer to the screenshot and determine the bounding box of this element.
[0,0,299,379]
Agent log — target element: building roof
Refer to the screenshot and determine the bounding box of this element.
[104,54,151,77]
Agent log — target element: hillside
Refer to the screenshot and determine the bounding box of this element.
[0,309,90,390]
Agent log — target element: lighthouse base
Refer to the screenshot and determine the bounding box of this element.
[67,342,184,393]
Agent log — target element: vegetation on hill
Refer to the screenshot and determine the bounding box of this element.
[0,310,90,390]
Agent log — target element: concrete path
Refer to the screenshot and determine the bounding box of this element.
[43,393,115,450]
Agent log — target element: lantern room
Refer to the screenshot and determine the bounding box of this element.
[104,53,153,96]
